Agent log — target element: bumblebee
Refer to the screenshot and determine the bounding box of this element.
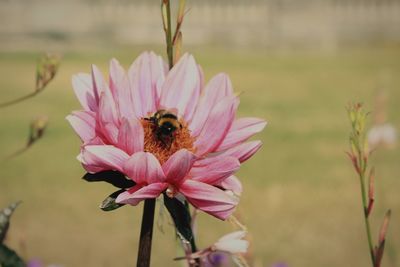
[146,109,182,147]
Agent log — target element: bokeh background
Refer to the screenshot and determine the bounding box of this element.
[1,0,399,266]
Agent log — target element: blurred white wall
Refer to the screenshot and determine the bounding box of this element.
[0,0,400,50]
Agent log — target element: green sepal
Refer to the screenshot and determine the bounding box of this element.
[83,171,135,189]
[100,189,126,211]
[0,244,26,267]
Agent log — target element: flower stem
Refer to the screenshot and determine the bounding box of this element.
[359,173,376,266]
[356,128,376,266]
[0,91,39,109]
[136,199,156,267]
[164,0,174,69]
[347,103,377,267]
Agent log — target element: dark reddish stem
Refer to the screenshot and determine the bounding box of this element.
[136,199,156,267]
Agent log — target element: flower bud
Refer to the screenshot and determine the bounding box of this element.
[173,31,183,65]
[36,53,61,92]
[378,209,391,244]
[177,0,186,25]
[28,116,48,146]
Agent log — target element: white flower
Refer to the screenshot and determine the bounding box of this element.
[213,231,249,254]
[174,231,249,263]
[367,123,397,149]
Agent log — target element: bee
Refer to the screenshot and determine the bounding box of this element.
[145,109,182,147]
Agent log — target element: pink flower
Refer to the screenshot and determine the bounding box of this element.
[67,51,266,220]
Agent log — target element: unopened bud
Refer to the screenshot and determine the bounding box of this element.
[378,209,391,244]
[28,116,48,146]
[374,210,391,266]
[161,3,168,32]
[36,53,61,92]
[173,31,182,65]
[177,0,186,24]
[366,168,375,216]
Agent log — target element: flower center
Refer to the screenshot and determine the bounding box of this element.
[141,117,196,165]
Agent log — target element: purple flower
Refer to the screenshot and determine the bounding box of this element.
[203,252,229,267]
[27,259,43,267]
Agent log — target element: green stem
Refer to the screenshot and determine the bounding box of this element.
[4,146,30,161]
[0,91,39,109]
[359,173,376,267]
[165,0,173,69]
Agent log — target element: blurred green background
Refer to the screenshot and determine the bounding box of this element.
[1,1,400,267]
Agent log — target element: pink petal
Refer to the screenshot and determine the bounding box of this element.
[162,149,196,185]
[159,54,201,121]
[220,140,263,163]
[217,118,267,151]
[155,59,169,99]
[197,64,205,95]
[190,156,240,185]
[117,117,144,155]
[77,151,103,173]
[83,136,105,146]
[82,145,129,173]
[109,58,125,100]
[109,58,135,119]
[149,51,167,103]
[179,180,238,220]
[71,73,97,111]
[128,52,165,118]
[116,183,168,206]
[66,111,96,142]
[91,64,107,103]
[123,152,166,185]
[194,96,239,156]
[218,175,243,196]
[189,73,233,137]
[97,92,119,144]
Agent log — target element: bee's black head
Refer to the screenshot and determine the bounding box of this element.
[159,121,177,135]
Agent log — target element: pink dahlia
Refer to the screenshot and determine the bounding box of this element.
[67,52,266,220]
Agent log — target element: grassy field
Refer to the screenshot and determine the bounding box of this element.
[0,45,399,267]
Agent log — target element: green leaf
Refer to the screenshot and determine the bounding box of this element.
[0,202,21,244]
[0,244,25,267]
[100,189,126,211]
[163,194,196,251]
[83,171,135,189]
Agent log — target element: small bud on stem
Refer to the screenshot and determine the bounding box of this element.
[36,53,61,92]
[173,31,183,65]
[375,210,391,267]
[0,53,60,108]
[5,116,48,160]
[378,210,391,245]
[366,168,375,217]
